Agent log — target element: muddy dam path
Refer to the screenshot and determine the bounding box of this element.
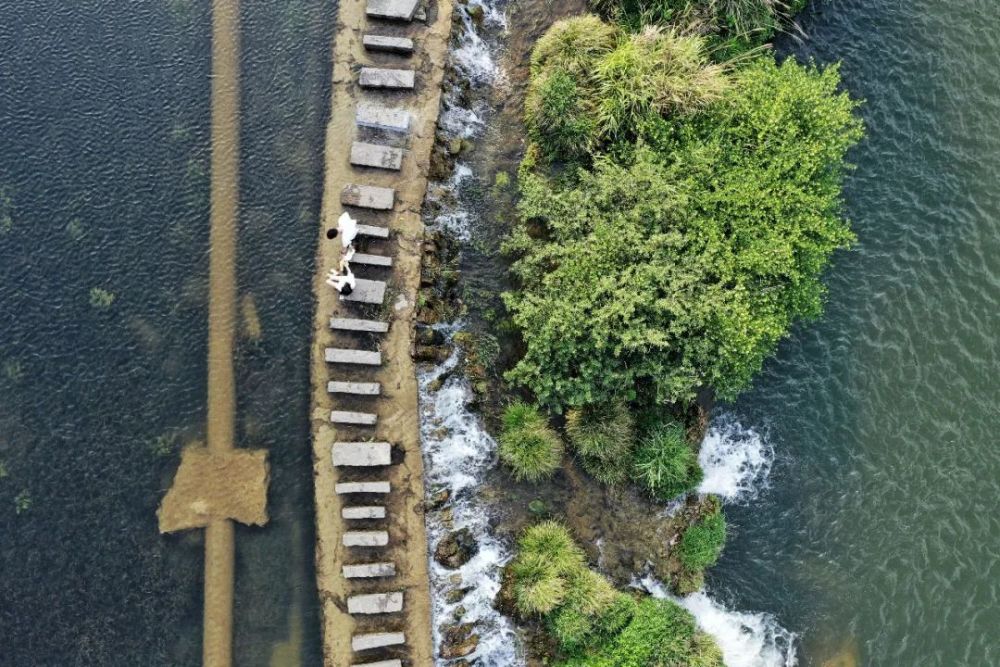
[308,0,454,664]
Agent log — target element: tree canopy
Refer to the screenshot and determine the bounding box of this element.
[505,55,863,410]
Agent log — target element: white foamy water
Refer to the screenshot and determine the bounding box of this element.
[418,338,521,666]
[698,415,774,503]
[418,0,523,663]
[640,576,798,667]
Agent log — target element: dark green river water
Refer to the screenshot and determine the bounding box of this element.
[0,1,329,663]
[2,0,998,665]
[712,0,1000,665]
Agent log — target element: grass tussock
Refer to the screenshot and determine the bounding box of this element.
[499,402,565,482]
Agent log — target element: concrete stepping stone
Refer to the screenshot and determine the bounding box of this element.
[351,661,402,667]
[357,224,390,239]
[342,278,387,305]
[331,410,378,426]
[336,481,391,494]
[366,0,420,20]
[347,591,404,614]
[343,562,396,578]
[343,530,389,547]
[325,348,382,365]
[356,103,410,133]
[342,505,386,520]
[330,317,389,333]
[352,632,406,652]
[351,252,393,267]
[342,183,395,210]
[332,441,392,466]
[328,381,381,396]
[363,34,415,55]
[359,67,415,90]
[351,142,403,171]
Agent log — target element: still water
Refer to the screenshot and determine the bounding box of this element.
[713,0,1000,664]
[0,1,329,664]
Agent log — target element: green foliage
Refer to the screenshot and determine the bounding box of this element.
[560,598,723,666]
[632,421,702,499]
[565,399,635,485]
[525,68,597,164]
[589,0,801,56]
[593,26,727,140]
[0,460,8,479]
[506,54,862,410]
[508,522,723,665]
[89,287,116,309]
[678,504,727,571]
[510,522,586,614]
[499,403,564,482]
[14,490,32,515]
[524,18,726,162]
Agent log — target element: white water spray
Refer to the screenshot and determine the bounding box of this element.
[698,414,774,503]
[639,575,798,667]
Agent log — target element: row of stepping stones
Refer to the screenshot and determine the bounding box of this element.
[326,0,423,664]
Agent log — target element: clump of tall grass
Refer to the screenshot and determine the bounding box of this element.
[565,399,635,485]
[499,402,564,482]
[525,17,728,161]
[631,419,703,500]
[677,503,727,570]
[595,26,727,139]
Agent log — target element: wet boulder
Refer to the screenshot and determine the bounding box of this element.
[440,622,480,659]
[434,527,478,569]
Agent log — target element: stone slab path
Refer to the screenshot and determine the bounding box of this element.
[309,0,453,663]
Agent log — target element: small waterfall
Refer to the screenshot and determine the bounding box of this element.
[419,2,519,662]
[639,576,798,667]
[698,414,775,503]
[418,334,521,666]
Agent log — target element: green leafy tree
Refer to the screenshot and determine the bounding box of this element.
[506,55,862,410]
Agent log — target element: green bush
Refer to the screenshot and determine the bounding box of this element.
[499,402,564,482]
[511,522,585,615]
[508,522,723,664]
[525,68,597,164]
[561,597,723,666]
[506,55,862,410]
[565,400,635,485]
[632,421,702,500]
[678,505,727,571]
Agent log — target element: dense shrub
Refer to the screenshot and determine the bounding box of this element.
[565,400,635,484]
[678,504,727,570]
[507,522,723,665]
[562,597,723,666]
[499,402,565,482]
[631,421,702,500]
[506,54,863,410]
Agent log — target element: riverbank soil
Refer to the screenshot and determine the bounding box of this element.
[308,0,454,663]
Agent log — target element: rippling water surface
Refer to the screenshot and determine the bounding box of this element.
[712,0,1000,664]
[0,1,330,663]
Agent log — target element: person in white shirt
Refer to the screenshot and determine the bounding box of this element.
[326,264,355,296]
[327,211,358,248]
